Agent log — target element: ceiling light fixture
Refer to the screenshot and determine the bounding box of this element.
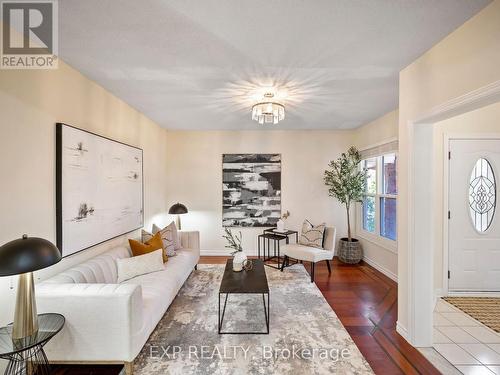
[251,92,285,125]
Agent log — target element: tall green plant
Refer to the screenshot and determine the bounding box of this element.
[324,146,366,242]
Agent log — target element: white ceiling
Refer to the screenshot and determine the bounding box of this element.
[59,0,489,130]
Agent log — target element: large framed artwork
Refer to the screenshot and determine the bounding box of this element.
[222,154,281,227]
[56,123,144,257]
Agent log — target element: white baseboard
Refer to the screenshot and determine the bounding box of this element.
[396,321,409,340]
[434,288,444,309]
[362,256,398,282]
[200,249,261,256]
[200,250,231,256]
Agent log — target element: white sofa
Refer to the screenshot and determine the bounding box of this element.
[36,231,200,372]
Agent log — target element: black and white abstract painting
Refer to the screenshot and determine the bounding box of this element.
[222,154,281,227]
[56,123,143,257]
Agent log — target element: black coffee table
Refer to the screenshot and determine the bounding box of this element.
[218,259,269,334]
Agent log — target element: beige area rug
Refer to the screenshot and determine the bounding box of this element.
[444,297,500,333]
[131,264,373,375]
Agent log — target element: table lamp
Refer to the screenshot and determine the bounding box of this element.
[0,235,61,339]
[168,203,188,230]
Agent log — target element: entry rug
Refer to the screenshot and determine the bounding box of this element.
[444,297,500,333]
[133,264,373,374]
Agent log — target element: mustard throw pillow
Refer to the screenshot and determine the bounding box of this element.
[129,232,167,263]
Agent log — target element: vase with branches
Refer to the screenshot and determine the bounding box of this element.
[223,227,243,255]
[324,146,366,263]
[222,227,247,271]
[276,210,290,232]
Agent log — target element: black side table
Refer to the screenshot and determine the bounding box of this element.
[263,229,299,243]
[258,229,299,269]
[0,313,65,375]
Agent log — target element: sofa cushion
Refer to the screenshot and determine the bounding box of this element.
[43,246,131,284]
[121,247,198,328]
[282,243,334,263]
[123,267,179,331]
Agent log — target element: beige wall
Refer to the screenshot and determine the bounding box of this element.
[433,101,500,294]
[165,113,400,278]
[0,61,169,327]
[353,110,399,279]
[165,130,353,254]
[398,0,500,333]
[352,110,399,150]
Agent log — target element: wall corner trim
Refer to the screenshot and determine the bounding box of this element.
[396,321,409,341]
[404,80,500,348]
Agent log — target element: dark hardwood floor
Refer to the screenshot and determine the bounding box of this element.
[51,256,439,375]
[314,258,440,375]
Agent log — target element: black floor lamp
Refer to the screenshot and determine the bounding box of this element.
[0,235,61,339]
[168,203,188,230]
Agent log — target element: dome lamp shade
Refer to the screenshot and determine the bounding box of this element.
[168,203,188,215]
[0,235,61,339]
[168,203,188,230]
[0,235,61,277]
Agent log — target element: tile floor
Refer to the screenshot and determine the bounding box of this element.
[422,298,500,375]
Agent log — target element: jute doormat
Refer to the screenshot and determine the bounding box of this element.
[443,297,500,333]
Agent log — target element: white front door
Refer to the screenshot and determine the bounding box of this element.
[448,139,500,292]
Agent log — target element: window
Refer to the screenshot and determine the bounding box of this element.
[360,152,397,242]
[469,158,496,232]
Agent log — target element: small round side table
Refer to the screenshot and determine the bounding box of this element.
[0,313,65,375]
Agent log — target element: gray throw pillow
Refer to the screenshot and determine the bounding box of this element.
[299,220,326,249]
[153,221,180,255]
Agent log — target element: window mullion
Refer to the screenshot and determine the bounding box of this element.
[376,156,382,236]
[380,194,397,199]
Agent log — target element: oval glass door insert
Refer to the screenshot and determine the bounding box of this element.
[469,158,497,232]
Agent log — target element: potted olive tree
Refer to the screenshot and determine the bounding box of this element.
[324,146,366,264]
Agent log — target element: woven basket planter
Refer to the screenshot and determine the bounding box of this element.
[337,238,362,264]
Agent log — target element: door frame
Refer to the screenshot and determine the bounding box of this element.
[403,79,500,347]
[443,133,500,297]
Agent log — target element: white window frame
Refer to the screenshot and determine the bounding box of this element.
[357,152,398,253]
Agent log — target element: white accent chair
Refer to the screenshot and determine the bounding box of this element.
[280,227,336,282]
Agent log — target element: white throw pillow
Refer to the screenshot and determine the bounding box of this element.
[299,220,326,249]
[116,249,164,283]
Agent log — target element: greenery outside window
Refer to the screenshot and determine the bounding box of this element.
[359,152,397,249]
